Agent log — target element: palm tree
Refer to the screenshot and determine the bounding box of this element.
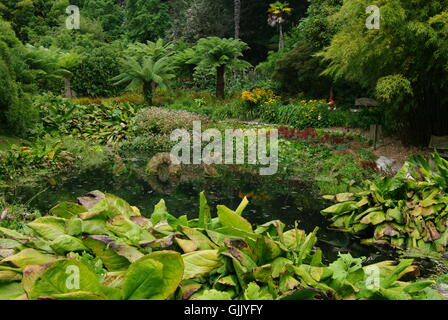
[112,56,176,104]
[174,47,200,83]
[195,37,251,99]
[234,0,241,39]
[267,1,293,51]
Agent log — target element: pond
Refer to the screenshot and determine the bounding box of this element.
[2,158,392,265]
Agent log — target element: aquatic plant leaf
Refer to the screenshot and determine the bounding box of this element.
[150,199,178,227]
[77,191,105,209]
[83,236,130,271]
[0,227,28,240]
[243,282,273,300]
[278,288,324,300]
[175,238,198,253]
[90,193,137,219]
[106,215,152,244]
[0,282,25,300]
[382,259,414,288]
[66,218,83,236]
[49,235,88,255]
[180,226,217,250]
[328,253,364,282]
[1,248,56,268]
[335,193,355,202]
[321,201,358,216]
[0,270,22,281]
[37,291,105,300]
[178,280,202,299]
[235,197,249,216]
[0,239,22,249]
[81,219,107,234]
[255,236,283,265]
[217,205,253,233]
[182,250,222,279]
[27,217,67,241]
[190,289,232,300]
[26,259,104,300]
[49,202,86,219]
[279,274,300,292]
[198,192,211,229]
[360,211,386,225]
[101,271,126,289]
[123,251,183,300]
[122,259,163,300]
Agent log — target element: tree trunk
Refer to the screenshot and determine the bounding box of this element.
[279,23,284,51]
[234,0,241,39]
[64,74,73,98]
[143,82,153,105]
[216,65,225,99]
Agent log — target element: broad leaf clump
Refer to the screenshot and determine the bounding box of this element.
[0,191,443,300]
[322,153,448,252]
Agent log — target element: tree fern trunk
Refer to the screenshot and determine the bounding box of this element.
[143,82,153,105]
[64,75,73,98]
[216,65,225,99]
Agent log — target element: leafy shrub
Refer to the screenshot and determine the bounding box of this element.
[0,200,41,232]
[0,191,442,300]
[119,134,173,155]
[260,100,332,128]
[71,43,125,97]
[321,153,448,251]
[0,139,76,183]
[35,94,140,144]
[131,107,208,136]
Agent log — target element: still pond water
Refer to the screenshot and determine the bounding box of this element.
[4,161,391,264]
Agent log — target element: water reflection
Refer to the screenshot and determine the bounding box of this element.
[2,161,384,263]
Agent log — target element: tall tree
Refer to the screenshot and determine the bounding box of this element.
[267,1,293,51]
[318,0,448,145]
[112,56,176,104]
[234,0,241,39]
[125,0,171,42]
[194,37,251,99]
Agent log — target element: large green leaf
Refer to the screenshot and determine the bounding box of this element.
[321,201,358,216]
[1,248,56,268]
[106,215,154,244]
[0,282,25,300]
[217,205,253,233]
[122,258,164,300]
[83,236,130,271]
[25,259,104,300]
[50,235,88,255]
[198,192,211,229]
[27,217,67,241]
[182,250,222,279]
[180,226,217,250]
[89,193,137,219]
[49,202,86,219]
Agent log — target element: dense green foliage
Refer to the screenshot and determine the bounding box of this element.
[1,0,448,302]
[318,0,448,143]
[322,154,448,251]
[0,192,443,300]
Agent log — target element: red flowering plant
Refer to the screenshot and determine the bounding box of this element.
[278,126,352,145]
